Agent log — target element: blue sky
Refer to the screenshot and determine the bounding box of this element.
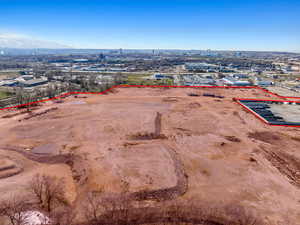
[1,0,300,51]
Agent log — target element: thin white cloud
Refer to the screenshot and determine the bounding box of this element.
[0,32,71,49]
[0,32,31,39]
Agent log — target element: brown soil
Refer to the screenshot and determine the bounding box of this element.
[0,87,299,224]
[0,157,23,179]
[224,136,241,143]
[248,131,281,144]
[260,147,300,188]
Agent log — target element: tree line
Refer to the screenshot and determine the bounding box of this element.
[0,74,126,109]
[0,174,264,225]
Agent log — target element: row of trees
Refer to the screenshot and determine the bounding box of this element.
[9,73,126,109]
[0,174,264,225]
[0,174,131,225]
[0,174,71,225]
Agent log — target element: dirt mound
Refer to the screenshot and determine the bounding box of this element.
[162,97,179,102]
[23,107,58,120]
[189,102,202,108]
[1,110,27,119]
[224,136,241,143]
[248,131,281,144]
[130,112,166,140]
[0,157,23,179]
[130,132,167,140]
[0,158,16,170]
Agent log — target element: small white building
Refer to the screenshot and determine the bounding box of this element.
[257,81,274,87]
[15,75,34,82]
[222,77,252,86]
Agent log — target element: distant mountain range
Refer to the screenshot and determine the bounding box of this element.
[0,34,70,49]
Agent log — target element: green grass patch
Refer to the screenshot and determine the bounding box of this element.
[126,74,174,85]
[0,91,11,100]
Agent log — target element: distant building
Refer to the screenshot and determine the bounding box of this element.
[233,74,249,79]
[235,52,242,57]
[291,65,300,72]
[182,74,215,86]
[282,65,295,73]
[222,77,252,86]
[73,59,89,63]
[153,74,173,80]
[15,75,34,82]
[185,63,219,72]
[19,79,48,88]
[233,80,252,86]
[0,80,18,87]
[219,69,235,73]
[108,68,127,72]
[257,81,274,87]
[193,78,215,86]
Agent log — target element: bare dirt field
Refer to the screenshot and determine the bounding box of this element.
[0,87,299,225]
[267,86,300,98]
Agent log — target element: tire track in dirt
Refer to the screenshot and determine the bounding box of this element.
[130,143,188,201]
[260,146,300,188]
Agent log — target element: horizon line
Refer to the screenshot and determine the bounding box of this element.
[0,47,299,54]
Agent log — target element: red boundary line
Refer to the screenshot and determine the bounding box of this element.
[234,100,270,125]
[235,98,300,103]
[234,98,300,128]
[1,84,300,128]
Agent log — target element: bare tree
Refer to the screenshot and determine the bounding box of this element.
[49,206,76,225]
[225,204,262,225]
[28,174,67,213]
[113,73,125,85]
[78,77,89,91]
[0,196,30,225]
[46,84,60,98]
[83,189,134,225]
[83,191,105,225]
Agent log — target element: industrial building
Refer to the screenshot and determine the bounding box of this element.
[19,79,48,88]
[222,77,252,86]
[153,74,173,80]
[257,81,274,87]
[233,74,249,79]
[0,80,18,87]
[185,63,219,72]
[182,74,216,86]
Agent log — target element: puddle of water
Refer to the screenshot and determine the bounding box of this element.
[32,143,59,155]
